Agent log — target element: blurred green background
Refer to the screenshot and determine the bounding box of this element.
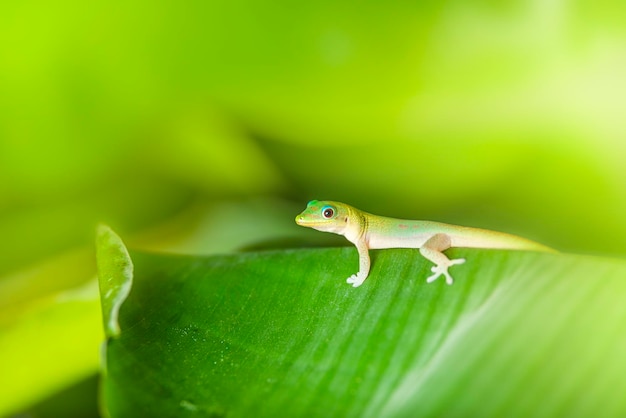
[2,0,626,416]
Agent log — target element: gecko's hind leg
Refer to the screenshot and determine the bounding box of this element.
[420,233,466,285]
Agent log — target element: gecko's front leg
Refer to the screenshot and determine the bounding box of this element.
[346,240,371,287]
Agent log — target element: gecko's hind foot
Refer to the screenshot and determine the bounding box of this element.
[426,258,466,285]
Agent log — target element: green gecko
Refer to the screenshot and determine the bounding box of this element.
[295,200,554,287]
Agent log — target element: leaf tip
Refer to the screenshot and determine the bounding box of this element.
[95,224,134,339]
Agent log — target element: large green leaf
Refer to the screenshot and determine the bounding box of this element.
[98,236,626,417]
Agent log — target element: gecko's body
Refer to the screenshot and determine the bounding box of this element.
[295,200,553,287]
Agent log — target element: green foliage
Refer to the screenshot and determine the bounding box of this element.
[99,234,626,417]
[0,276,101,415]
[3,0,626,415]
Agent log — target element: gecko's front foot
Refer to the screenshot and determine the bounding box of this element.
[346,272,367,287]
[426,258,466,285]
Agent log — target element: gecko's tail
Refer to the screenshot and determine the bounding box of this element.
[497,234,557,253]
[453,226,557,253]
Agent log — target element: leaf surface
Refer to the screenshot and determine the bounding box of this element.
[100,245,626,417]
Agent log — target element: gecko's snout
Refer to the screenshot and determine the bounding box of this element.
[295,215,304,225]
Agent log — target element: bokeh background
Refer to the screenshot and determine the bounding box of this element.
[2,0,626,416]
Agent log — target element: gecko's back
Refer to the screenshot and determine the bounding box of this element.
[365,215,552,252]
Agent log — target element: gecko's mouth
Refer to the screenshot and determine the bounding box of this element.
[295,215,310,226]
[296,214,344,235]
[295,215,323,228]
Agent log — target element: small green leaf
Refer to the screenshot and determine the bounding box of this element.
[96,225,133,339]
[100,246,626,417]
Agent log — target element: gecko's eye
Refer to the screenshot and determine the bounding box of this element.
[322,206,335,219]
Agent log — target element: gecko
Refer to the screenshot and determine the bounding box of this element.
[295,200,554,287]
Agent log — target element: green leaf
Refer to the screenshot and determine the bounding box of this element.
[100,245,626,417]
[0,251,102,417]
[0,279,101,416]
[96,225,133,339]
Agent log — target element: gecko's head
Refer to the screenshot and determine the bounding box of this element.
[295,200,350,234]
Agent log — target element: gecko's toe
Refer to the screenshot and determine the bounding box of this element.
[426,273,440,283]
[347,274,360,284]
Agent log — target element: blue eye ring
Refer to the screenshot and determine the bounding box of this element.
[322,205,335,219]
